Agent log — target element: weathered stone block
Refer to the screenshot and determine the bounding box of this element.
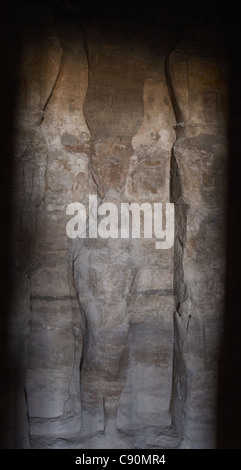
[26,367,72,419]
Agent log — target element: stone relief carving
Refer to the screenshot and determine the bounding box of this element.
[15,24,92,434]
[12,17,228,448]
[166,47,228,448]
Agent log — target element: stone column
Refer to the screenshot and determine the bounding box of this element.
[9,30,63,449]
[16,23,91,445]
[166,48,228,448]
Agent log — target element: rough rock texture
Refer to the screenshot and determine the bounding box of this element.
[0,1,231,449]
[167,48,228,448]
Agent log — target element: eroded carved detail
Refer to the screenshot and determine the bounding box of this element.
[167,48,228,448]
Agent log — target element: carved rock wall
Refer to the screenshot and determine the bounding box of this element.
[0,1,230,449]
[166,47,228,448]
